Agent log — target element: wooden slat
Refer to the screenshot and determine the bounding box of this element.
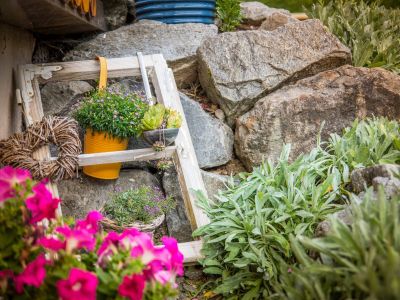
[49,147,176,166]
[150,54,210,229]
[178,241,203,264]
[28,56,155,83]
[16,67,61,215]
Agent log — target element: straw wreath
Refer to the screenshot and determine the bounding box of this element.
[0,116,81,181]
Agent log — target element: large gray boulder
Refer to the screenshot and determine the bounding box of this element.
[60,169,161,219]
[198,20,351,126]
[41,81,93,116]
[64,20,218,87]
[180,93,234,169]
[163,169,229,242]
[235,65,400,169]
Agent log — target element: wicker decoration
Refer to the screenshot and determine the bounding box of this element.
[100,214,165,233]
[0,116,81,181]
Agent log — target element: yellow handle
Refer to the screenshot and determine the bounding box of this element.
[97,56,108,91]
[81,0,90,13]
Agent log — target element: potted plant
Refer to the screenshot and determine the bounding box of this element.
[140,103,182,147]
[74,88,148,180]
[101,186,175,232]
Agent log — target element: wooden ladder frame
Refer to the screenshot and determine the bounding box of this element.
[16,54,208,263]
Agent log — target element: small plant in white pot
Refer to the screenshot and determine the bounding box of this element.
[101,186,175,232]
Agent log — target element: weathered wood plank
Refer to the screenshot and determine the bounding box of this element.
[0,23,35,139]
[17,68,61,214]
[150,54,210,229]
[49,147,176,166]
[27,56,155,83]
[13,0,106,35]
[178,241,203,264]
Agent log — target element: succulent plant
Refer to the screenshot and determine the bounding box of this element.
[141,104,182,132]
[152,141,166,152]
[141,104,165,131]
[166,109,182,129]
[156,159,173,171]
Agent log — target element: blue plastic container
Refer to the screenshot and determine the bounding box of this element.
[134,0,216,24]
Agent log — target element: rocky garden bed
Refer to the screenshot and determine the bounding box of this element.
[1,0,399,299]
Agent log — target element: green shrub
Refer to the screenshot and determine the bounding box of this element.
[275,188,400,299]
[308,0,400,74]
[327,117,400,170]
[216,0,242,32]
[194,145,346,297]
[103,186,175,226]
[194,117,400,298]
[74,88,148,139]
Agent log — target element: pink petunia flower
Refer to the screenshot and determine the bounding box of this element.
[161,237,184,276]
[118,274,146,300]
[75,211,103,234]
[0,166,31,202]
[56,226,96,252]
[38,237,66,251]
[25,183,60,224]
[14,253,48,293]
[57,268,97,300]
[97,231,120,256]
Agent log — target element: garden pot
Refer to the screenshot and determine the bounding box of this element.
[134,0,216,24]
[83,128,128,180]
[142,128,179,146]
[100,214,165,233]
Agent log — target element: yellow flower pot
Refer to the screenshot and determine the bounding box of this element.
[83,128,128,180]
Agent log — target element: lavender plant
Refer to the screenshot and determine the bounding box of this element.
[104,186,175,225]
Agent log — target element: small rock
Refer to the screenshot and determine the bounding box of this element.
[180,93,234,169]
[200,170,229,200]
[103,0,128,30]
[235,66,400,169]
[351,164,400,193]
[240,1,291,26]
[316,207,352,237]
[372,177,400,198]
[162,169,194,242]
[259,11,299,31]
[60,169,161,219]
[198,20,351,126]
[41,81,93,117]
[64,20,218,87]
[214,109,225,121]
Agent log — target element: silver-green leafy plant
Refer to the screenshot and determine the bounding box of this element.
[194,145,346,297]
[194,117,400,298]
[308,0,400,74]
[327,117,400,170]
[274,188,400,300]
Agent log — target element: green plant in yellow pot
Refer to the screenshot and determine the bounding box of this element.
[74,88,148,180]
